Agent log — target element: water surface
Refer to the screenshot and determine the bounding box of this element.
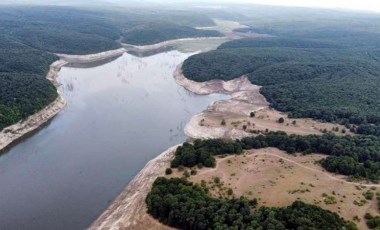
[0,51,228,230]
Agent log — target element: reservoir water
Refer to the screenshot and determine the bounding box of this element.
[0,50,228,229]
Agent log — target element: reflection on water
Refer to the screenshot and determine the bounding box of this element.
[0,51,228,230]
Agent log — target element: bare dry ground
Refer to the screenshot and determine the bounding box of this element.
[192,107,354,138]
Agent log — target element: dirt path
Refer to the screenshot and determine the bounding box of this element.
[255,152,379,188]
[198,151,378,188]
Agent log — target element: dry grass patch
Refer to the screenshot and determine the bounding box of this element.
[198,108,354,137]
[188,148,377,230]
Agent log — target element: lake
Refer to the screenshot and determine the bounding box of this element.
[0,50,228,230]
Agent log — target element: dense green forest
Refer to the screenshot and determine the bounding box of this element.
[171,132,380,182]
[146,177,356,230]
[0,36,58,130]
[182,35,380,134]
[0,6,219,54]
[0,6,220,131]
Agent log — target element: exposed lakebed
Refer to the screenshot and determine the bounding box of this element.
[0,51,228,230]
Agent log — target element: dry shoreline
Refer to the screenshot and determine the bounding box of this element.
[174,64,269,139]
[122,36,227,51]
[88,145,179,230]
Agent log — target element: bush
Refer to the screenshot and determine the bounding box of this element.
[165,168,173,175]
[221,119,226,126]
[278,117,285,123]
[183,170,190,178]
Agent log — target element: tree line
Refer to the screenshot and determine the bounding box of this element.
[146,177,357,230]
[170,132,380,182]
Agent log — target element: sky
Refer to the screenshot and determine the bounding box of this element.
[240,0,380,13]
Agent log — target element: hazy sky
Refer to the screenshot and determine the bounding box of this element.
[242,0,380,12]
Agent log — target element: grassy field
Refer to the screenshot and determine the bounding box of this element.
[182,149,378,229]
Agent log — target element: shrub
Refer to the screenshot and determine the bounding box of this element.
[165,168,173,175]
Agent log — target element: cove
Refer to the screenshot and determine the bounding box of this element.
[0,50,228,230]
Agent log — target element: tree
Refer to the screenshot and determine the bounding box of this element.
[278,117,285,123]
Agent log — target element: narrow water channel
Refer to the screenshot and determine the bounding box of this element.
[0,50,228,230]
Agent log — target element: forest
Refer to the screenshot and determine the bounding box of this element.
[0,6,219,55]
[171,132,380,182]
[182,35,380,134]
[0,6,220,131]
[0,36,58,130]
[146,177,356,230]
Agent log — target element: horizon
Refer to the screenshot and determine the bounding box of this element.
[1,0,380,13]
